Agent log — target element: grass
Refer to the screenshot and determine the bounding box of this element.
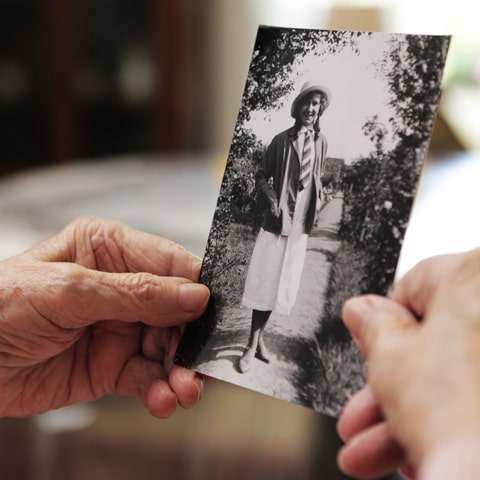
[310,241,371,416]
[208,222,258,311]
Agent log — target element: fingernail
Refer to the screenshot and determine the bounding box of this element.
[193,256,203,271]
[195,376,205,402]
[178,283,210,312]
[336,417,347,442]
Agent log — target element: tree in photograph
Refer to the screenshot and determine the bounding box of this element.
[386,34,450,150]
[340,34,450,293]
[364,34,450,291]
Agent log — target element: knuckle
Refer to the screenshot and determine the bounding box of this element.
[128,272,159,304]
[68,215,103,236]
[69,216,124,244]
[73,214,102,227]
[55,264,85,303]
[36,264,86,327]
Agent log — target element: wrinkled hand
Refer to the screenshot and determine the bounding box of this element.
[337,249,480,479]
[0,216,210,418]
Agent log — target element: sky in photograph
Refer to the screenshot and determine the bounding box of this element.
[246,33,399,164]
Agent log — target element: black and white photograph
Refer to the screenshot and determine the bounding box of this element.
[175,26,450,417]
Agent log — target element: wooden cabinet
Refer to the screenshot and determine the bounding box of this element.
[0,0,205,176]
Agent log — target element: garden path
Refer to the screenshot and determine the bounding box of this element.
[194,193,344,409]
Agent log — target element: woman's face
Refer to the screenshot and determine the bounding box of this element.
[298,92,326,128]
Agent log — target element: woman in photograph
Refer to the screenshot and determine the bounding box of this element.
[239,81,331,373]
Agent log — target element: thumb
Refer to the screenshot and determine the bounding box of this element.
[47,264,210,329]
[342,294,418,359]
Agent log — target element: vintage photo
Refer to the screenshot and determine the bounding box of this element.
[175,27,450,417]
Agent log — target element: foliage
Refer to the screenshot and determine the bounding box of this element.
[384,34,451,148]
[340,151,417,293]
[201,144,264,291]
[338,34,450,294]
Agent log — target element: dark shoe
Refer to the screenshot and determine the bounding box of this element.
[255,340,271,364]
[255,348,271,364]
[255,348,270,363]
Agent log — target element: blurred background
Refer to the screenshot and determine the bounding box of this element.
[0,0,478,479]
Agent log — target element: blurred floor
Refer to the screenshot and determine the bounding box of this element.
[25,385,324,480]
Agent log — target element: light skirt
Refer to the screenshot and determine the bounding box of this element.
[243,174,313,315]
[242,226,308,315]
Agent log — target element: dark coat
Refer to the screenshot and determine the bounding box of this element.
[255,126,327,235]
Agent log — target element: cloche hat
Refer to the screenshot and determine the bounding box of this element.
[290,81,331,118]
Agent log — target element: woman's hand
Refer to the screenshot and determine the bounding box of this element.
[0,216,210,418]
[270,199,281,218]
[337,249,480,479]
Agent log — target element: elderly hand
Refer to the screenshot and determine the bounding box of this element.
[337,249,480,479]
[0,216,210,419]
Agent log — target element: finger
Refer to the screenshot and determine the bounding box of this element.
[115,355,178,419]
[141,328,203,409]
[393,250,480,329]
[391,252,470,319]
[337,385,383,442]
[48,265,210,328]
[111,223,203,280]
[342,295,418,360]
[142,325,184,377]
[32,216,203,281]
[399,464,416,479]
[145,379,181,418]
[141,326,182,365]
[117,353,202,417]
[391,256,440,319]
[169,365,204,409]
[338,421,406,479]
